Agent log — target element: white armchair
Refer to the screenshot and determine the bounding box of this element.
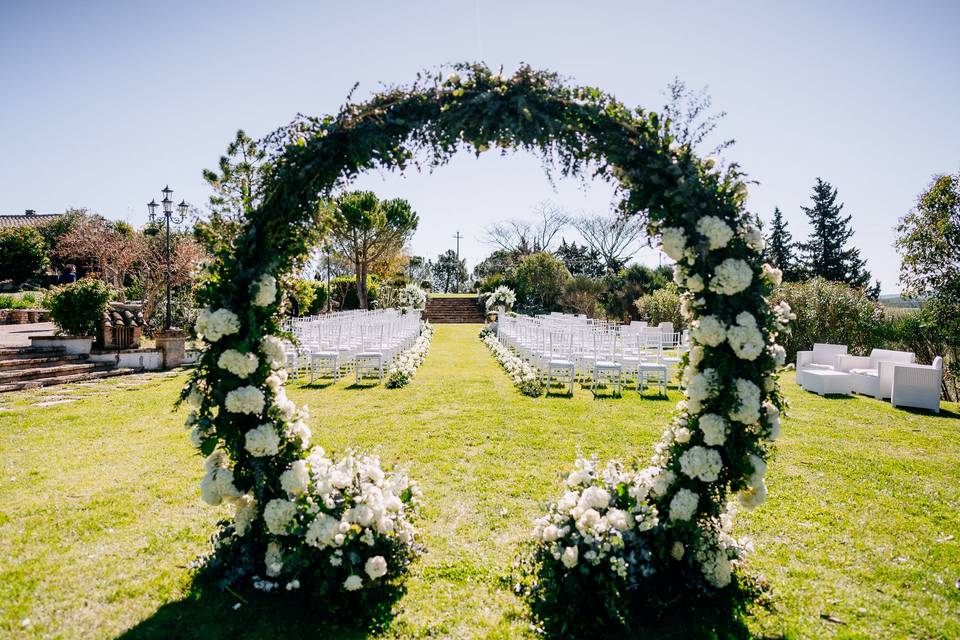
[891,357,943,413]
[796,343,847,387]
[836,349,916,399]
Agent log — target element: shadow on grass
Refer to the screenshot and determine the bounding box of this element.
[899,405,960,419]
[117,581,396,640]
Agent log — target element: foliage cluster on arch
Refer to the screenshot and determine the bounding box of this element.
[183,63,790,625]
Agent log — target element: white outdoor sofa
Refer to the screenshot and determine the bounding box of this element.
[796,343,848,388]
[891,356,943,413]
[836,349,916,400]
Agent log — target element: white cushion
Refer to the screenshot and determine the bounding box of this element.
[849,368,878,377]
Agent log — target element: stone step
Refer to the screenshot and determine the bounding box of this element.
[0,354,86,370]
[0,367,136,393]
[0,346,66,360]
[0,361,111,383]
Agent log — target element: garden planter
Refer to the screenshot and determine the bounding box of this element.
[9,309,28,324]
[29,335,94,355]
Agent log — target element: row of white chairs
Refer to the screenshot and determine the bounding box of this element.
[281,309,422,384]
[498,313,689,396]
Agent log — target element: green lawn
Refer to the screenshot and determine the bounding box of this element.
[1,324,958,639]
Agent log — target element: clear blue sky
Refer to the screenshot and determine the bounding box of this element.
[1,0,958,293]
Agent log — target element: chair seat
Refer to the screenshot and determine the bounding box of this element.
[311,351,339,359]
[548,359,574,367]
[802,363,835,372]
[595,361,621,369]
[357,351,383,358]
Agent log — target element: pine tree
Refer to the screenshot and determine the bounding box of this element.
[763,207,799,281]
[797,178,872,289]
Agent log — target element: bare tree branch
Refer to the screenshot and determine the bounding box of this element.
[573,212,647,271]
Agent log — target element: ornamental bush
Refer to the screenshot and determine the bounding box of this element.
[47,278,114,336]
[633,285,686,329]
[514,252,570,312]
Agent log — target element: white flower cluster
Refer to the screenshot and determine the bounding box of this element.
[195,308,240,342]
[218,349,259,378]
[224,385,265,415]
[691,315,726,347]
[696,216,734,250]
[698,413,728,446]
[772,300,796,325]
[660,227,687,261]
[679,446,723,483]
[396,284,427,310]
[253,274,278,307]
[739,454,767,510]
[482,332,539,390]
[710,259,753,295]
[726,312,765,361]
[386,322,434,388]
[533,457,660,580]
[741,224,765,253]
[761,263,783,286]
[256,449,421,594]
[199,450,241,506]
[729,378,761,424]
[260,335,288,369]
[486,285,517,310]
[685,368,719,414]
[245,423,281,457]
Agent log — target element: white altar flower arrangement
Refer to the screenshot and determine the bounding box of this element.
[485,285,516,311]
[396,284,427,310]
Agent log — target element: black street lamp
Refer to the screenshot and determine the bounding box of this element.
[148,186,188,330]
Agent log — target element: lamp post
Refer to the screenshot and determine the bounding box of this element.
[148,186,188,330]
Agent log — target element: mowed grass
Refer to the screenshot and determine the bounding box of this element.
[0,324,958,639]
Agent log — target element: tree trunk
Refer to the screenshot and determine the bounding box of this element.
[355,256,366,310]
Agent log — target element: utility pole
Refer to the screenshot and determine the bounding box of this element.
[453,231,463,261]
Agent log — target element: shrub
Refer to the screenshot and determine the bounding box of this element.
[47,278,114,336]
[634,286,685,329]
[514,252,570,312]
[602,264,673,320]
[330,276,379,310]
[771,277,885,362]
[0,292,47,310]
[0,227,48,285]
[562,276,606,317]
[288,279,327,315]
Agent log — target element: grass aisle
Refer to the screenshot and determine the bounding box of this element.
[0,323,957,638]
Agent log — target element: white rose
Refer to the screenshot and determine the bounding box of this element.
[253,274,278,307]
[343,575,363,591]
[561,545,579,568]
[364,555,388,580]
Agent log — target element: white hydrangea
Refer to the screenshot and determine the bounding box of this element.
[233,493,257,537]
[686,274,705,293]
[218,349,259,378]
[679,446,723,483]
[225,386,265,415]
[305,512,339,548]
[253,274,278,307]
[763,402,781,440]
[261,335,287,369]
[577,485,611,512]
[671,541,685,560]
[199,465,241,506]
[710,259,753,295]
[729,378,761,424]
[771,343,787,367]
[669,488,700,521]
[195,308,240,342]
[364,555,388,580]
[280,460,310,496]
[726,312,765,361]
[740,454,768,510]
[245,423,280,457]
[660,227,687,261]
[773,300,796,325]
[263,498,297,535]
[343,575,363,591]
[691,315,727,347]
[266,368,288,392]
[186,386,203,408]
[686,368,719,414]
[688,345,704,368]
[272,388,297,422]
[696,216,734,250]
[762,263,783,286]
[284,419,312,449]
[397,284,427,309]
[699,413,728,446]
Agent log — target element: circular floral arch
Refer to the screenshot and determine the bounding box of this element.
[184,63,789,616]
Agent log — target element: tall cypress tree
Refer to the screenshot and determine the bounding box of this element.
[763,207,799,281]
[798,178,872,288]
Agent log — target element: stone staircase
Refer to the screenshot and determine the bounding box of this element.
[423,297,486,324]
[0,346,134,392]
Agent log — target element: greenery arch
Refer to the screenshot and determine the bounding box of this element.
[183,63,789,625]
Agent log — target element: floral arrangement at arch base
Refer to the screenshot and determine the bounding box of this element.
[396,283,427,311]
[485,285,516,311]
